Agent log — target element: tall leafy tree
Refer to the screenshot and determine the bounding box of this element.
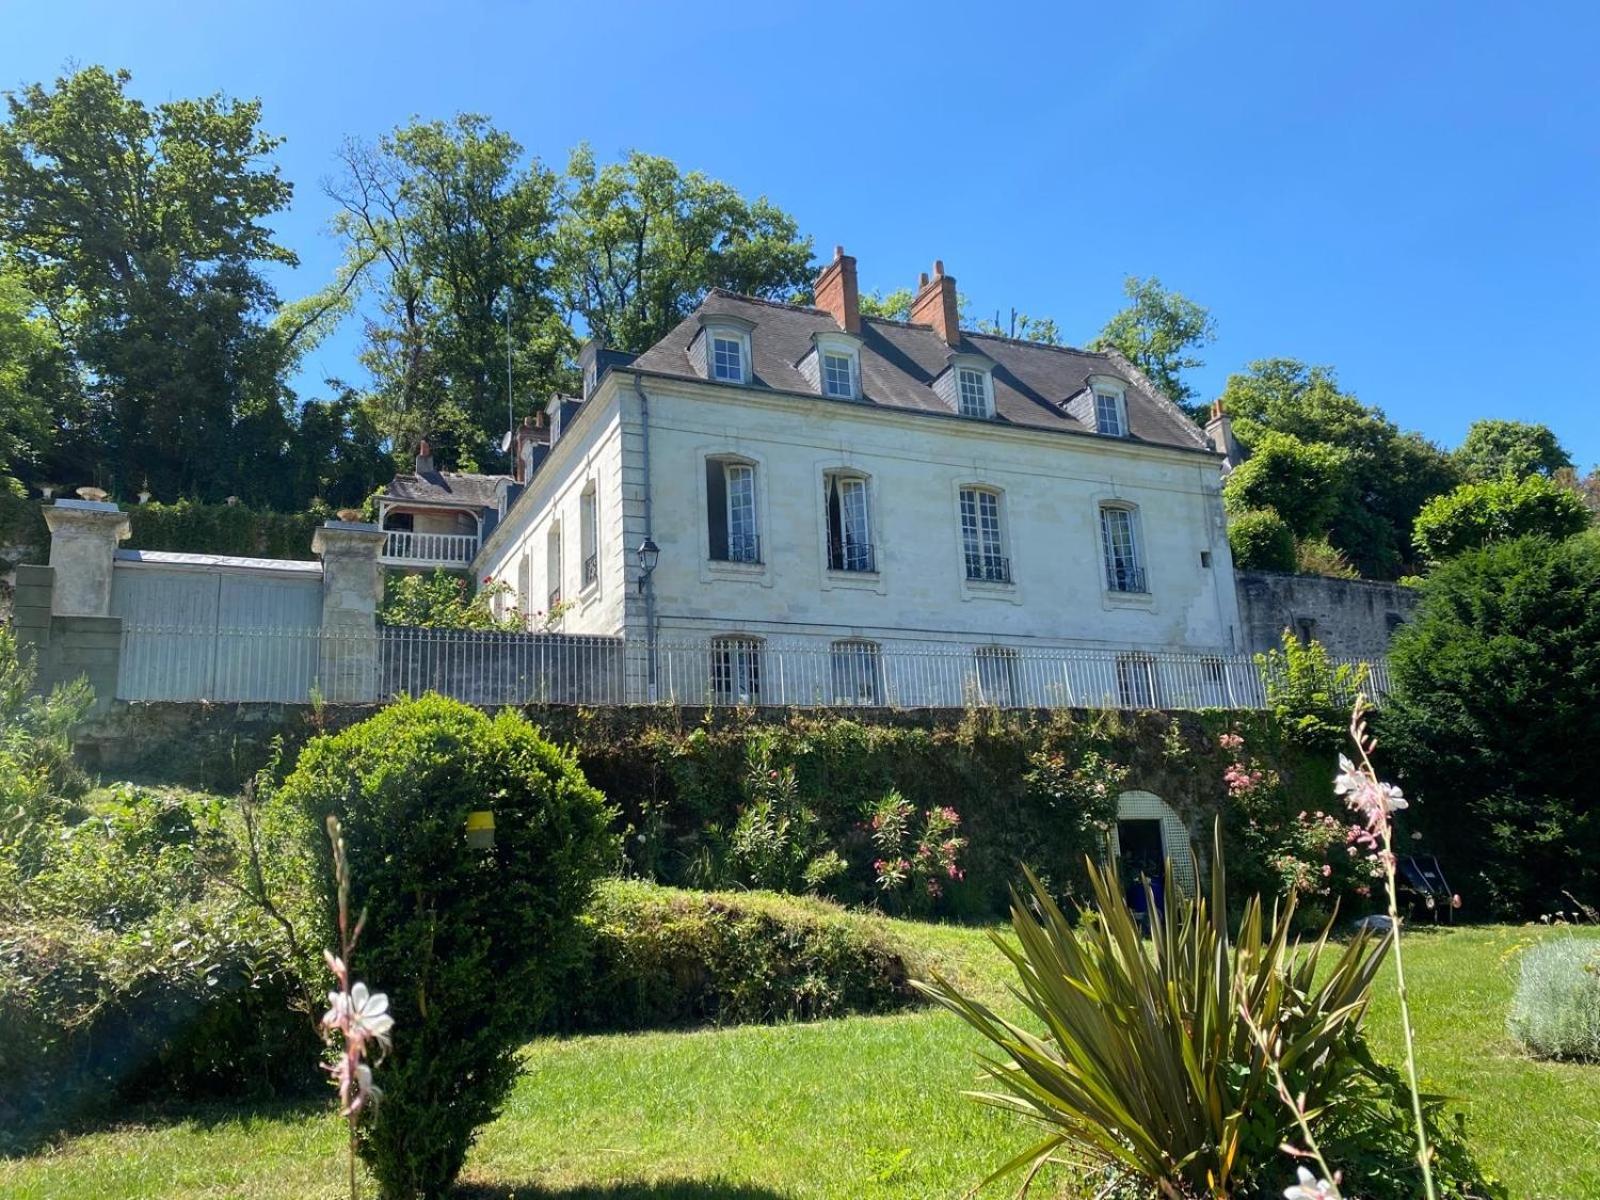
[554,146,814,354]
[316,115,568,470]
[1219,359,1458,578]
[1453,418,1572,482]
[0,66,295,500]
[1412,474,1591,564]
[1090,276,1216,415]
[0,269,68,489]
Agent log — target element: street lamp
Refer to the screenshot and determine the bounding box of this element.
[635,537,660,593]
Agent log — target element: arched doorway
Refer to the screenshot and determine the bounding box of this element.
[1110,790,1196,895]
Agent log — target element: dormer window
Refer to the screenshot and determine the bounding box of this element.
[696,317,755,385]
[806,331,862,401]
[1092,384,1128,437]
[711,333,744,381]
[933,354,997,419]
[822,351,854,398]
[957,368,990,418]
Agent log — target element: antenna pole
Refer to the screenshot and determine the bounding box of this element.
[505,287,514,465]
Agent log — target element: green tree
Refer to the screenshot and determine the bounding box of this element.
[554,145,814,354]
[857,288,913,322]
[974,311,1065,345]
[0,270,65,489]
[1089,275,1216,414]
[1226,509,1297,572]
[315,115,569,470]
[1219,359,1458,577]
[1453,418,1572,482]
[1384,532,1600,915]
[1412,474,1592,564]
[1222,431,1348,538]
[0,66,295,501]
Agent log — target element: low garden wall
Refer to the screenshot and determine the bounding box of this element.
[73,698,1338,919]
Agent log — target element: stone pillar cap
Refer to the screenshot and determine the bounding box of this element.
[52,499,122,513]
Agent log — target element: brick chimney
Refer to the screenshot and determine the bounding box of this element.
[910,260,959,346]
[415,438,434,475]
[813,245,860,333]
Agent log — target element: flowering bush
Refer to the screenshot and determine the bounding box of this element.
[1221,730,1382,926]
[378,568,570,632]
[867,789,966,916]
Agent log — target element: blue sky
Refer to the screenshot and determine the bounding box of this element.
[5,1,1597,466]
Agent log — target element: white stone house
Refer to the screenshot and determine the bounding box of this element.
[473,249,1244,705]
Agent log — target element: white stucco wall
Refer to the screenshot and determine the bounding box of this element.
[478,370,1242,668]
[629,375,1240,653]
[476,389,627,635]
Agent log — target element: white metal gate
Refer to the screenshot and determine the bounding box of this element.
[111,551,324,701]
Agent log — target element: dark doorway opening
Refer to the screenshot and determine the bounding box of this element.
[1118,818,1164,879]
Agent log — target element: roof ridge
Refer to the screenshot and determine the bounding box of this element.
[704,288,830,317]
[962,327,1105,358]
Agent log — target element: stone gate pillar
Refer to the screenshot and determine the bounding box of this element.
[42,500,131,616]
[312,520,386,703]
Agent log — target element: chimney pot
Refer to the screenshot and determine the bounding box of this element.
[910,260,960,346]
[812,244,860,334]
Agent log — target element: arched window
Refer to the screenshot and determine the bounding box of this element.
[959,486,1009,582]
[546,523,563,611]
[831,640,883,705]
[710,636,763,704]
[706,456,760,563]
[1099,503,1147,593]
[825,472,874,572]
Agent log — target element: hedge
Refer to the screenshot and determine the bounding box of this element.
[553,879,922,1031]
[0,495,332,563]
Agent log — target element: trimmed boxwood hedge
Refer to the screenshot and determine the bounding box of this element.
[553,880,923,1032]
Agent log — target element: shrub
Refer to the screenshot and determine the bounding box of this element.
[1228,507,1297,571]
[1508,938,1600,1060]
[0,783,314,1150]
[553,880,920,1032]
[1412,474,1590,564]
[1255,630,1368,749]
[1384,532,1600,916]
[1222,431,1348,538]
[126,498,333,561]
[1294,534,1360,579]
[270,695,615,1200]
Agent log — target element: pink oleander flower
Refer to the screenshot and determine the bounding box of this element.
[1219,732,1245,751]
[1284,1167,1341,1200]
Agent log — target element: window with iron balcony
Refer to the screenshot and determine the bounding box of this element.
[1099,504,1147,593]
[959,486,1010,583]
[825,472,874,572]
[706,457,761,564]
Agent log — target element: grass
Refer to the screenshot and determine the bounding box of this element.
[3,920,1598,1199]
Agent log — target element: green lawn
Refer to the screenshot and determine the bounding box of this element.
[3,922,1597,1200]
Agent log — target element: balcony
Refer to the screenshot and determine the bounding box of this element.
[713,531,762,565]
[827,539,876,573]
[964,551,1012,584]
[1106,563,1148,594]
[381,530,479,570]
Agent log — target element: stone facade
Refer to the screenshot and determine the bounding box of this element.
[12,564,123,712]
[1234,570,1419,659]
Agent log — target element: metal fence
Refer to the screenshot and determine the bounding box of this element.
[116,623,1390,711]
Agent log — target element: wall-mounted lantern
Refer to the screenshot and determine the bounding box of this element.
[465,809,496,851]
[636,537,660,594]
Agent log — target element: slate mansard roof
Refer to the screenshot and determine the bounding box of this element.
[629,290,1211,454]
[382,470,509,510]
